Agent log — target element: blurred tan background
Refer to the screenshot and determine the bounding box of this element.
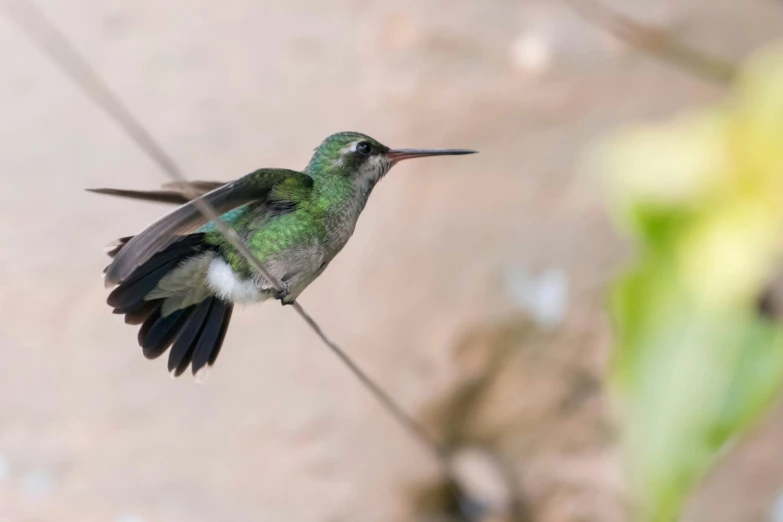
[1,0,782,521]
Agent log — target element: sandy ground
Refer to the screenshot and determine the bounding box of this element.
[1,0,782,521]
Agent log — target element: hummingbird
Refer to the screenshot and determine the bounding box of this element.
[90,132,477,379]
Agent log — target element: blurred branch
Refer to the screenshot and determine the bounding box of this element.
[561,0,738,86]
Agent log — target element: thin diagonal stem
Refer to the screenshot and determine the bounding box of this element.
[1,0,452,477]
[292,302,450,462]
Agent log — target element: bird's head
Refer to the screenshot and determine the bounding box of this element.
[305,131,477,190]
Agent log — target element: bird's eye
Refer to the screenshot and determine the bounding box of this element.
[356,141,372,155]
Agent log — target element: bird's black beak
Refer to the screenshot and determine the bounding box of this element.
[387,148,478,164]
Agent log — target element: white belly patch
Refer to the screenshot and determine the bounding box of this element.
[206,258,266,304]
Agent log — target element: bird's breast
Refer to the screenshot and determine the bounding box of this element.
[322,199,364,249]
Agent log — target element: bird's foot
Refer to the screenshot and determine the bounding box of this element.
[274,281,292,306]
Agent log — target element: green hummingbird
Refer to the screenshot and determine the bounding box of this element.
[90,132,477,378]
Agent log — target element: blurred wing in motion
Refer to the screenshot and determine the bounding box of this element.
[98,168,313,287]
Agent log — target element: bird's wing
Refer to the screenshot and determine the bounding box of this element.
[102,169,313,286]
[87,180,226,205]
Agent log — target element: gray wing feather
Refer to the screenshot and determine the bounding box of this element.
[87,180,226,205]
[103,182,252,287]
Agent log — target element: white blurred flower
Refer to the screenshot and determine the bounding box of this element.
[506,267,569,328]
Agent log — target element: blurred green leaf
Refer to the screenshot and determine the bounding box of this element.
[595,43,783,521]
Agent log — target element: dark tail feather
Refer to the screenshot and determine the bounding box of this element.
[209,305,233,367]
[168,299,213,376]
[140,307,192,360]
[105,233,232,377]
[122,300,161,326]
[166,297,234,377]
[191,299,232,375]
